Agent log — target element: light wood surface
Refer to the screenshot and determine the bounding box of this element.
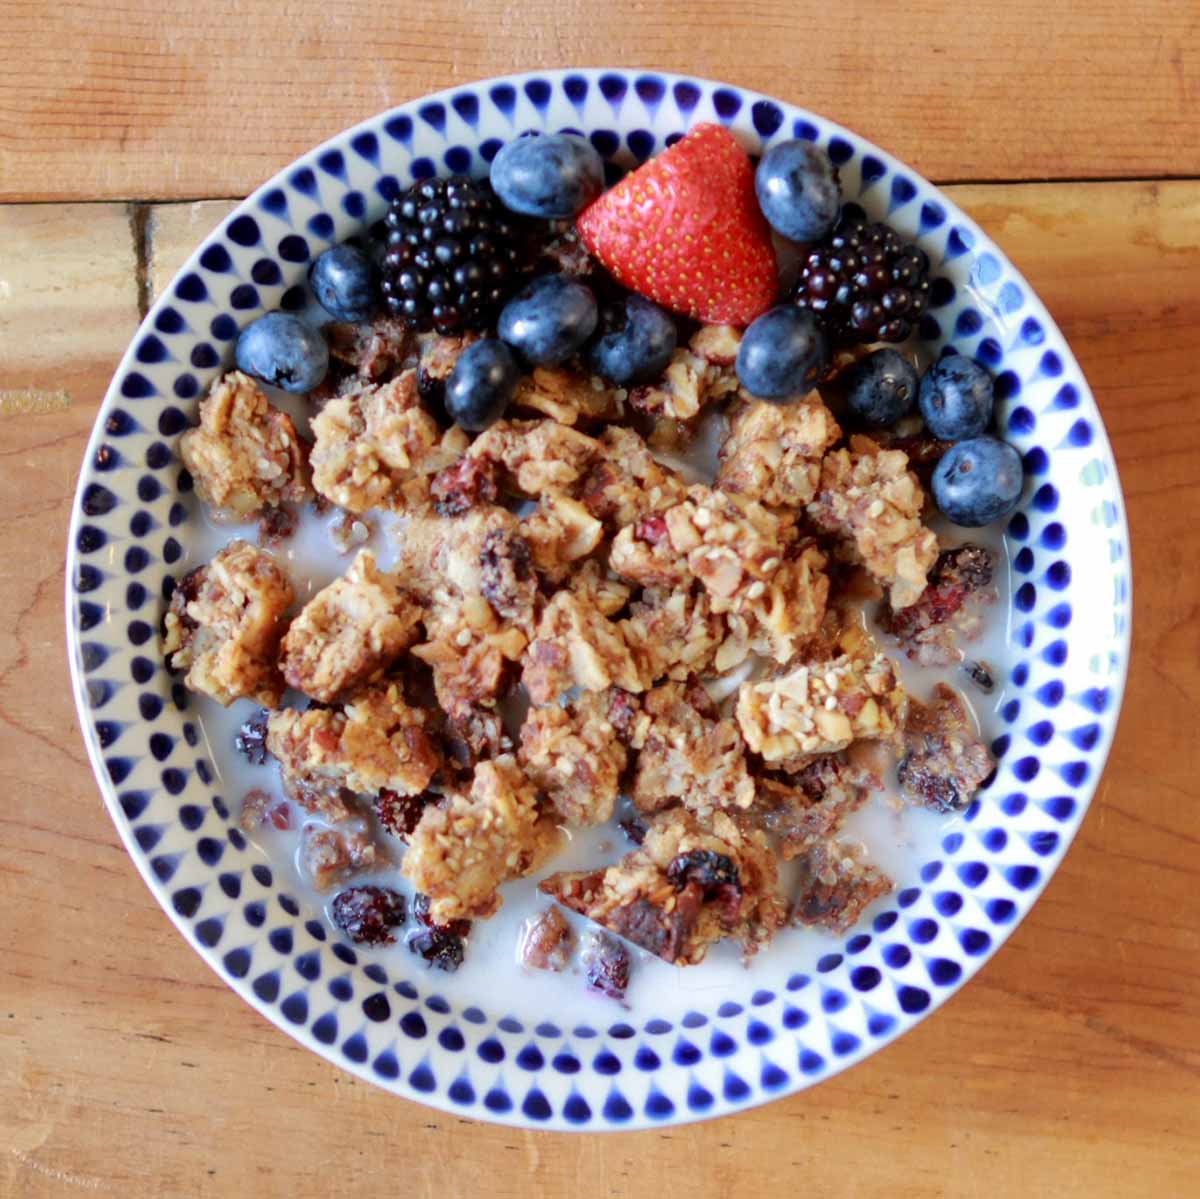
[2,6,1199,1195]
[3,0,1200,202]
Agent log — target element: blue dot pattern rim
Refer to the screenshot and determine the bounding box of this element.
[65,69,1131,1130]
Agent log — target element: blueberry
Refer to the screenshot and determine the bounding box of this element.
[309,244,374,322]
[755,141,841,243]
[445,339,520,431]
[932,436,1025,527]
[588,296,677,386]
[498,273,598,367]
[919,355,995,441]
[735,306,828,400]
[490,133,605,219]
[235,311,328,393]
[846,348,919,426]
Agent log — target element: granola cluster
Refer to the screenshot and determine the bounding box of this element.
[167,301,986,980]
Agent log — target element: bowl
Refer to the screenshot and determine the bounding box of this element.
[65,69,1131,1129]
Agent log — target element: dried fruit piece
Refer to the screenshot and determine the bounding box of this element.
[331,885,407,945]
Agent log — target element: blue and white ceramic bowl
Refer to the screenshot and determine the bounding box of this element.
[66,70,1131,1129]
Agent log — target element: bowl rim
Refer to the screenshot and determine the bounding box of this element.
[65,67,1132,1130]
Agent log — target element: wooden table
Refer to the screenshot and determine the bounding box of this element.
[2,3,1198,1194]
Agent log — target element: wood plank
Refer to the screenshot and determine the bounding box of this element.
[2,0,1199,203]
[1,182,1199,1197]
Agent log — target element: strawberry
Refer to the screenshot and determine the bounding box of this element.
[576,124,779,327]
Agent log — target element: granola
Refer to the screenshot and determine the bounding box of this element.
[541,806,787,965]
[280,550,420,702]
[460,418,600,497]
[403,755,560,922]
[737,652,907,766]
[621,585,725,683]
[898,684,995,812]
[521,491,604,584]
[577,425,688,529]
[309,370,459,513]
[808,434,938,609]
[512,366,624,425]
[744,752,877,860]
[521,589,645,705]
[791,840,893,934]
[179,371,309,517]
[519,690,628,826]
[266,681,440,797]
[630,680,755,816]
[882,543,997,666]
[162,539,293,707]
[718,394,841,508]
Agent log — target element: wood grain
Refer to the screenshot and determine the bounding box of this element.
[1,181,1198,1196]
[2,0,1199,203]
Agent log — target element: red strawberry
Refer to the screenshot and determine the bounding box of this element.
[576,124,779,327]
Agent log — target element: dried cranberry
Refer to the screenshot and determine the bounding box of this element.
[582,932,630,1000]
[234,708,271,765]
[406,927,466,972]
[634,515,668,545]
[268,801,291,831]
[330,885,406,945]
[374,789,433,839]
[666,850,740,893]
[431,457,499,516]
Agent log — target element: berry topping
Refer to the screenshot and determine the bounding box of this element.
[735,305,829,399]
[918,355,995,441]
[309,243,375,323]
[932,436,1025,526]
[576,123,778,326]
[588,294,677,386]
[444,338,521,431]
[754,140,842,243]
[498,273,598,367]
[845,348,920,426]
[235,311,329,393]
[490,132,605,219]
[792,215,931,345]
[380,176,526,335]
[330,885,406,945]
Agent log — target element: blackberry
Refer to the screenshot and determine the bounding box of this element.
[792,216,931,346]
[381,176,527,335]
